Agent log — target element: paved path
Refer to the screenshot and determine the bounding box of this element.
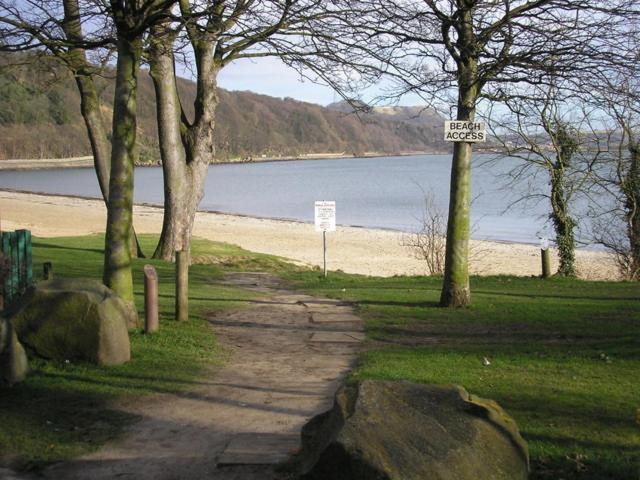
[36,273,364,480]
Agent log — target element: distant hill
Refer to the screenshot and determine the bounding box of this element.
[0,54,448,161]
[326,101,442,128]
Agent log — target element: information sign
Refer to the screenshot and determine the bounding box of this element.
[315,201,336,232]
[444,121,486,142]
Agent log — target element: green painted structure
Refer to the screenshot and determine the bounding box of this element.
[1,229,33,307]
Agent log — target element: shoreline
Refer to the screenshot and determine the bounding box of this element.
[0,190,619,280]
[0,187,600,250]
[0,149,519,171]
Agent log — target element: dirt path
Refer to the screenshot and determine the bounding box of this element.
[36,273,363,480]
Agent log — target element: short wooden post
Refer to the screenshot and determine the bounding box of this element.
[144,265,159,333]
[43,262,53,280]
[541,248,551,279]
[175,250,189,322]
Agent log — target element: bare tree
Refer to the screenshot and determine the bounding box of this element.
[311,0,638,306]
[588,76,640,280]
[401,192,447,275]
[0,0,145,258]
[1,0,175,305]
[147,0,341,261]
[486,85,602,277]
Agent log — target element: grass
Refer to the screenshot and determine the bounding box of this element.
[0,234,291,471]
[284,271,640,480]
[2,234,639,479]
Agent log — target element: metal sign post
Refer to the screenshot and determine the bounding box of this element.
[323,231,327,277]
[314,201,336,278]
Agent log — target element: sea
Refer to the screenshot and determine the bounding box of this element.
[0,154,587,245]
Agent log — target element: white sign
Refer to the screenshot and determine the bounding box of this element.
[444,121,486,142]
[315,201,336,232]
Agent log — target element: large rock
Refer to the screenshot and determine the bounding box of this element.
[9,278,132,366]
[290,380,529,480]
[0,316,29,385]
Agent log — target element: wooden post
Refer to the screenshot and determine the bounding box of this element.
[541,248,551,279]
[175,250,189,322]
[143,265,159,333]
[43,262,53,280]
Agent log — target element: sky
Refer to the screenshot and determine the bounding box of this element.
[216,57,339,106]
[180,56,425,108]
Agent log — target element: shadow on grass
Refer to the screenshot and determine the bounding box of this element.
[0,380,138,471]
[473,289,640,302]
[32,241,103,255]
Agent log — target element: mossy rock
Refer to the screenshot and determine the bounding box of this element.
[0,316,29,385]
[289,380,529,480]
[9,278,132,366]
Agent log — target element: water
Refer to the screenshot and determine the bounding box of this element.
[0,154,567,245]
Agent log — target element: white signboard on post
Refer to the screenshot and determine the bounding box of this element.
[315,201,336,232]
[444,121,486,142]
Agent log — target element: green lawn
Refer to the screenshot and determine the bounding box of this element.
[2,235,639,479]
[285,271,640,480]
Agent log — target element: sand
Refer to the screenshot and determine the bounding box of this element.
[0,190,618,280]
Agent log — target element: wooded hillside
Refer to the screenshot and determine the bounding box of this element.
[0,54,447,161]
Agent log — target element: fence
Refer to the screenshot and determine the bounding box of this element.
[1,229,33,309]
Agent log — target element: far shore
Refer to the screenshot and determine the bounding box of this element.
[0,147,522,171]
[0,190,619,280]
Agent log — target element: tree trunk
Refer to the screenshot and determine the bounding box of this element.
[62,0,144,259]
[103,35,142,306]
[149,26,214,261]
[625,140,640,279]
[440,66,477,307]
[550,166,576,276]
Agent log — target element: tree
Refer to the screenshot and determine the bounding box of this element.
[147,0,331,261]
[101,0,175,306]
[486,86,600,277]
[589,76,640,280]
[0,0,145,258]
[314,0,637,306]
[1,0,174,305]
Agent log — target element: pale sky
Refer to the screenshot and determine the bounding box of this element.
[216,57,340,106]
[197,56,426,107]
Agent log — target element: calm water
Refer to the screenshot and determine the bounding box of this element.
[0,154,567,244]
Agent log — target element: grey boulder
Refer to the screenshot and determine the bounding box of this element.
[290,380,529,480]
[9,278,132,366]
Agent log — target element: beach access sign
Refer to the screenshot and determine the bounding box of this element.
[315,201,336,232]
[444,121,486,142]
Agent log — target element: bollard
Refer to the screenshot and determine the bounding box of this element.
[541,249,551,278]
[144,265,159,333]
[43,262,53,280]
[175,250,189,322]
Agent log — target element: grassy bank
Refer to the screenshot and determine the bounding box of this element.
[286,271,640,480]
[0,234,289,470]
[1,234,638,479]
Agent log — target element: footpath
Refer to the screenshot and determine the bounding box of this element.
[20,272,364,480]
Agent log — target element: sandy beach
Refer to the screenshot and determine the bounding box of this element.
[0,190,618,280]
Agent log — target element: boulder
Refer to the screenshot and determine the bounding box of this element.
[0,317,29,385]
[9,278,132,366]
[290,380,529,480]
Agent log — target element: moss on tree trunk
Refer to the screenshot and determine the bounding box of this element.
[103,36,141,305]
